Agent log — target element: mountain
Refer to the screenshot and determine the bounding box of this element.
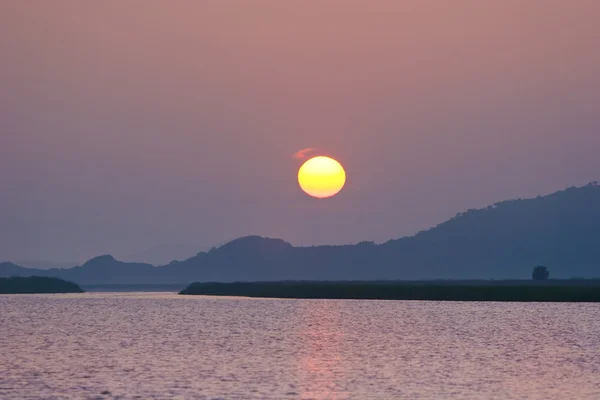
[120,242,206,266]
[13,260,77,270]
[2,183,600,283]
[0,262,34,277]
[59,255,157,284]
[0,256,158,285]
[382,183,600,278]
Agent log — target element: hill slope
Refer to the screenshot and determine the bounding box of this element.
[382,183,600,278]
[0,276,84,294]
[2,184,599,283]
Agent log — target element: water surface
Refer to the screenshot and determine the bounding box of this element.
[1,293,599,399]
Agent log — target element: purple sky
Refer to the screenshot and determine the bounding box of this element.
[1,1,599,264]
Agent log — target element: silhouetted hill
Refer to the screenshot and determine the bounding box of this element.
[380,183,600,278]
[2,183,599,283]
[0,256,158,284]
[0,262,33,276]
[13,260,76,270]
[0,276,84,294]
[120,242,204,265]
[64,255,156,284]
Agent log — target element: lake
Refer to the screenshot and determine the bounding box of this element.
[1,293,600,399]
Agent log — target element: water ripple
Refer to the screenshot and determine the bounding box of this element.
[1,293,600,399]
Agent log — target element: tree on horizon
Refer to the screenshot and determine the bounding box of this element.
[532,266,550,281]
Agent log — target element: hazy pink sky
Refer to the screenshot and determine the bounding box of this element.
[1,1,599,263]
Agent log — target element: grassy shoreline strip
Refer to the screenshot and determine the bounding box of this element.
[179,281,600,302]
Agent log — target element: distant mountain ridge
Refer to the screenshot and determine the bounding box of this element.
[2,183,599,284]
[13,260,76,270]
[119,242,207,266]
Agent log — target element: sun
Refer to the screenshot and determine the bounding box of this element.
[298,156,346,198]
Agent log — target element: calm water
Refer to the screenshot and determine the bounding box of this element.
[1,293,600,399]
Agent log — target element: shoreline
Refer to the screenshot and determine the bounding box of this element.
[179,280,600,302]
[0,276,84,294]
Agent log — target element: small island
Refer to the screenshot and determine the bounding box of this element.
[0,276,85,294]
[179,280,600,302]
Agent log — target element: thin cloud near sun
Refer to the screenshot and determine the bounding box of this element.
[293,148,317,160]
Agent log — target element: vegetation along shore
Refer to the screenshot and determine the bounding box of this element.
[180,280,600,302]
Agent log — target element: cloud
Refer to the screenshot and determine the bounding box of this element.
[293,148,317,160]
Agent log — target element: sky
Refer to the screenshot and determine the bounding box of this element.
[1,1,599,264]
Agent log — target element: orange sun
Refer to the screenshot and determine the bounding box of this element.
[298,156,346,198]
